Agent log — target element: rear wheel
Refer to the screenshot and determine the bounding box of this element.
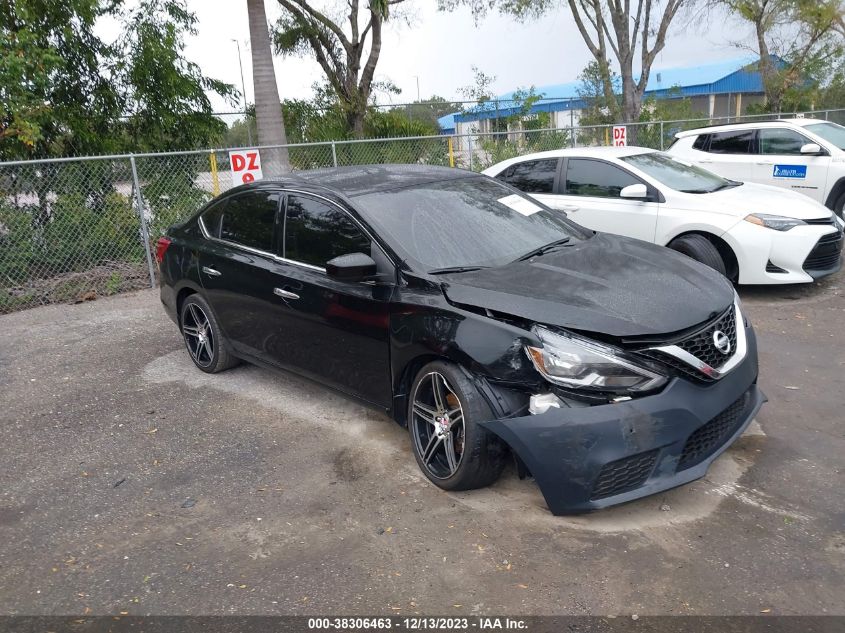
[180,294,239,374]
[668,234,727,277]
[408,361,507,491]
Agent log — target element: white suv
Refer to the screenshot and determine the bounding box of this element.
[668,118,845,218]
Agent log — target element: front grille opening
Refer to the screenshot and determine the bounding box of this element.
[678,391,751,471]
[590,449,659,500]
[803,231,843,272]
[676,307,737,370]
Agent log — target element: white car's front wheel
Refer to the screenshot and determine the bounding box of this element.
[668,234,727,278]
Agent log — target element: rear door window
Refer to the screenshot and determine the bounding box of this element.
[498,158,559,193]
[707,130,755,154]
[215,191,281,251]
[758,128,811,155]
[565,159,640,198]
[284,194,371,268]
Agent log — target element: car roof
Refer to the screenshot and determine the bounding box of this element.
[674,118,829,137]
[493,146,656,163]
[226,164,476,198]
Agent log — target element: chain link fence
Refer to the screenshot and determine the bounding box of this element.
[3,107,845,313]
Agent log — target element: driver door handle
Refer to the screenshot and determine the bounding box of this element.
[274,287,300,300]
[560,205,579,212]
[201,266,222,277]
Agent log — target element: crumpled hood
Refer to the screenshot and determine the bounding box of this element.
[440,233,734,338]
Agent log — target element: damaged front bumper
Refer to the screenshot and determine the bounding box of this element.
[480,326,766,515]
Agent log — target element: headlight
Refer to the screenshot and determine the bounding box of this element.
[744,213,806,231]
[525,326,667,394]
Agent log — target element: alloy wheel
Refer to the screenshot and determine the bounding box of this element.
[411,372,466,479]
[182,303,214,368]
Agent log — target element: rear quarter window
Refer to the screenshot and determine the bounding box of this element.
[707,130,755,154]
[692,134,709,151]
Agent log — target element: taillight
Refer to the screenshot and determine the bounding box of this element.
[155,237,172,264]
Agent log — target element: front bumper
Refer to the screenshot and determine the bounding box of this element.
[480,325,765,515]
[724,221,841,284]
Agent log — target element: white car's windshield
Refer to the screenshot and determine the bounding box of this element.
[621,152,740,194]
[804,122,845,150]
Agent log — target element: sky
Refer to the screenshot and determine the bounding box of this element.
[163,1,748,113]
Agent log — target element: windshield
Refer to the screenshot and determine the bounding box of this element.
[804,122,845,150]
[353,176,588,271]
[621,152,735,193]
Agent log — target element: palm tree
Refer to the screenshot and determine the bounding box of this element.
[246,0,289,173]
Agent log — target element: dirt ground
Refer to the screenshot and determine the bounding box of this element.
[1,273,843,616]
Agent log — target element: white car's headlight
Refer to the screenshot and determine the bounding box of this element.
[525,326,667,394]
[744,213,807,231]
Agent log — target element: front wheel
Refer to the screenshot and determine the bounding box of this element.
[408,361,507,491]
[832,191,845,220]
[668,234,727,277]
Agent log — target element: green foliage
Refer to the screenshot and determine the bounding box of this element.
[391,96,462,130]
[577,61,621,126]
[119,0,236,152]
[721,0,844,112]
[0,0,123,159]
[0,192,144,285]
[1,0,235,160]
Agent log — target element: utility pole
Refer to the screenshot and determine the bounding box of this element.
[232,38,253,147]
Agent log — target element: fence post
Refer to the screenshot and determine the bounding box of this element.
[660,121,665,150]
[467,135,474,171]
[331,141,338,168]
[130,155,156,289]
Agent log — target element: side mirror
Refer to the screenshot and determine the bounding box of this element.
[800,143,823,155]
[620,183,649,199]
[326,252,377,282]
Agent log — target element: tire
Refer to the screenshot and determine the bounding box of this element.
[668,234,727,277]
[832,191,845,220]
[408,361,507,491]
[179,294,239,374]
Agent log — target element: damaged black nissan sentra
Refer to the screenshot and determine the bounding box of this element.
[157,164,766,515]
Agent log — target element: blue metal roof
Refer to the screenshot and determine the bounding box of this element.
[445,56,777,128]
[437,112,457,134]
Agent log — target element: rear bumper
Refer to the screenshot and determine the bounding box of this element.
[480,325,765,515]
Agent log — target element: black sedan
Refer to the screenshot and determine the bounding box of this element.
[157,165,766,515]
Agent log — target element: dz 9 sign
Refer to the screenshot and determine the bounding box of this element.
[229,150,263,186]
[612,125,627,147]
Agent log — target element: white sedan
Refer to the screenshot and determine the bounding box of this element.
[482,147,843,284]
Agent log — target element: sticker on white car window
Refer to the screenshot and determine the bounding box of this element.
[773,165,807,179]
[498,194,542,216]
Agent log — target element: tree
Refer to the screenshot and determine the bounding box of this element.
[120,0,237,152]
[577,60,621,126]
[272,0,407,138]
[718,0,844,112]
[0,0,123,159]
[247,0,290,172]
[439,0,688,126]
[393,96,463,129]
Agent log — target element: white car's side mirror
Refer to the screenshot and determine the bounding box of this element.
[800,143,823,155]
[620,183,649,199]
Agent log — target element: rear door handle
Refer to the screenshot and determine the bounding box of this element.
[560,205,579,211]
[201,266,222,277]
[274,287,300,300]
